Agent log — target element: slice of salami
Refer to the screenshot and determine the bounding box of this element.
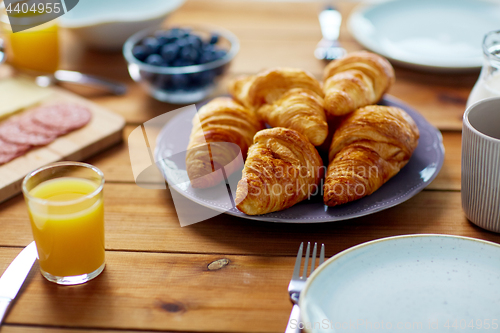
[0,120,56,146]
[0,137,30,155]
[19,112,65,137]
[32,104,92,133]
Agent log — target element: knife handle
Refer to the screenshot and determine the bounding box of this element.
[0,296,12,325]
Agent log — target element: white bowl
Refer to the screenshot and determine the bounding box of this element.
[59,0,185,51]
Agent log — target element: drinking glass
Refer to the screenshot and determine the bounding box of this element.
[0,2,59,73]
[22,162,105,285]
[466,30,500,108]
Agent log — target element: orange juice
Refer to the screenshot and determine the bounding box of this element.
[3,20,59,73]
[27,177,105,277]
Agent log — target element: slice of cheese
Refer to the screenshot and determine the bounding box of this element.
[0,77,53,120]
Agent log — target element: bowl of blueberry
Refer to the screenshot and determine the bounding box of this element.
[123,26,239,104]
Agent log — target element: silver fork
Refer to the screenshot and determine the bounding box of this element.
[285,242,325,333]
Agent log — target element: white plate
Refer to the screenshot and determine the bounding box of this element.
[348,0,500,71]
[300,234,500,333]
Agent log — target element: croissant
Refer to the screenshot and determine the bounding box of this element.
[186,97,263,188]
[256,88,328,146]
[229,67,324,110]
[323,51,395,117]
[323,105,419,207]
[229,68,328,145]
[235,127,324,215]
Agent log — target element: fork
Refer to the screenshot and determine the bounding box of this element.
[285,242,325,333]
[314,6,346,61]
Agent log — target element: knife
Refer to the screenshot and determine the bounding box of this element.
[0,241,38,325]
[36,70,128,96]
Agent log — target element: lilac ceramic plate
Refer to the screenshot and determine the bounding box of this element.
[155,95,444,223]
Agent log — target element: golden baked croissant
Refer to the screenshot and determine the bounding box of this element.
[256,88,328,146]
[229,68,328,145]
[186,97,263,188]
[323,51,395,117]
[235,127,324,215]
[323,105,419,207]
[229,67,324,110]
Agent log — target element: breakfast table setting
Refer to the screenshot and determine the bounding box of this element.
[1,0,500,332]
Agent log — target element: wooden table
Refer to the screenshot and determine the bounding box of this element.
[1,1,499,332]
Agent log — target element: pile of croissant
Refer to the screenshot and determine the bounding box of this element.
[185,51,420,216]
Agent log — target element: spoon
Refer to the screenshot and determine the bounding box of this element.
[315,6,347,61]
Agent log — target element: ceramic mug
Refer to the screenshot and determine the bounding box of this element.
[462,97,500,232]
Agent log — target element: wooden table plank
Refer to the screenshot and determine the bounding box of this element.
[1,249,293,333]
[0,327,153,333]
[1,185,497,255]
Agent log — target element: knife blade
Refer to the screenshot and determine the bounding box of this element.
[0,241,38,325]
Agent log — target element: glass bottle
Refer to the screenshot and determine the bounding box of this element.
[466,30,500,108]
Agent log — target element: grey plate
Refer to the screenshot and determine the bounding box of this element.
[154,95,444,223]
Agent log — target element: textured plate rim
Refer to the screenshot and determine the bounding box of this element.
[299,233,500,333]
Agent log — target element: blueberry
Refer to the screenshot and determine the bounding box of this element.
[213,50,227,60]
[198,53,213,64]
[191,70,215,86]
[202,43,216,52]
[145,54,164,66]
[198,48,217,64]
[171,74,189,89]
[161,43,179,63]
[175,37,189,49]
[172,59,195,67]
[155,30,176,45]
[172,28,191,41]
[142,37,161,54]
[209,34,219,44]
[170,28,190,38]
[180,45,199,62]
[186,35,203,49]
[170,27,182,34]
[132,45,149,62]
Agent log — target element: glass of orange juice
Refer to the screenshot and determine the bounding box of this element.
[22,162,105,285]
[0,4,59,73]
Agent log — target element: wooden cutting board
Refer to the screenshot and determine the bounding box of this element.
[0,82,125,204]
